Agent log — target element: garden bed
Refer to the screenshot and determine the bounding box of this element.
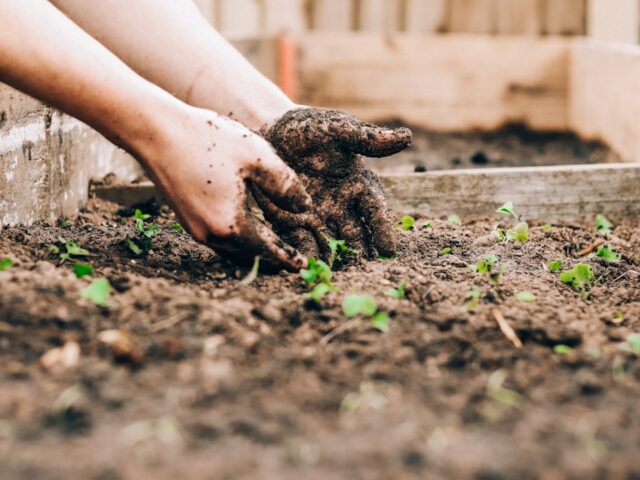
[1,195,639,479]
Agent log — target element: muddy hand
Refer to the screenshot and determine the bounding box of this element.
[258,107,412,259]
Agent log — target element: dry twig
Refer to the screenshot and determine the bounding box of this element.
[491,309,523,349]
[577,240,605,257]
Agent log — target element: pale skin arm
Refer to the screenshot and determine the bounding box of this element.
[0,0,310,270]
[49,0,295,131]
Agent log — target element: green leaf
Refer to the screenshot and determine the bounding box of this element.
[421,221,433,230]
[492,229,506,242]
[398,215,416,231]
[170,223,185,233]
[542,224,553,231]
[548,260,563,272]
[81,278,111,307]
[134,209,150,221]
[627,334,640,355]
[440,247,453,255]
[386,282,406,299]
[307,283,333,303]
[0,258,13,271]
[560,263,595,291]
[143,223,160,239]
[300,258,332,286]
[126,237,142,256]
[596,244,620,263]
[496,202,516,218]
[595,214,613,235]
[49,245,60,254]
[471,254,498,274]
[64,240,90,257]
[515,291,536,302]
[324,235,356,268]
[448,215,461,225]
[343,295,378,318]
[371,311,390,332]
[554,344,573,355]
[73,263,94,278]
[506,222,529,242]
[465,289,482,310]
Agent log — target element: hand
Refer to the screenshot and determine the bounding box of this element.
[256,107,412,260]
[140,106,311,271]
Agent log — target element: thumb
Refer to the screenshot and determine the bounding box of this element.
[350,123,413,158]
[247,153,312,214]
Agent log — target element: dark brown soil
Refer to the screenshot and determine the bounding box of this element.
[368,123,622,175]
[1,197,640,480]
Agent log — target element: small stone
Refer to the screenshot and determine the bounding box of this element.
[40,341,80,373]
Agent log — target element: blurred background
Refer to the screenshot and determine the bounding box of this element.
[193,0,639,44]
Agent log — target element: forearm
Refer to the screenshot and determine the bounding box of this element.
[50,0,295,131]
[0,0,184,163]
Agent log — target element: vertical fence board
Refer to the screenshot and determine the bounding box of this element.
[262,0,307,35]
[218,0,262,37]
[311,0,355,31]
[496,0,542,34]
[544,0,586,35]
[356,0,402,32]
[448,0,497,33]
[588,0,639,44]
[404,0,448,32]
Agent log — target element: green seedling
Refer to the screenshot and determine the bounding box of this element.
[619,334,640,356]
[440,247,453,255]
[80,278,111,307]
[300,258,332,287]
[448,215,461,226]
[386,281,406,299]
[0,258,13,271]
[324,235,356,268]
[515,291,536,302]
[506,222,529,242]
[422,220,433,230]
[73,263,94,279]
[596,244,620,263]
[169,223,185,233]
[595,214,613,235]
[126,238,142,256]
[492,229,506,243]
[496,202,518,220]
[560,263,594,292]
[548,260,563,272]
[58,218,71,228]
[542,224,553,231]
[613,311,624,324]
[398,215,416,231]
[239,256,260,286]
[127,209,159,255]
[342,295,390,332]
[50,237,90,262]
[554,344,573,355]
[470,254,503,283]
[465,289,482,311]
[307,283,334,303]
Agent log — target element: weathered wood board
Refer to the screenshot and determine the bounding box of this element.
[296,33,570,131]
[588,0,639,44]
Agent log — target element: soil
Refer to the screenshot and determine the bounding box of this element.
[368,123,623,175]
[1,196,640,480]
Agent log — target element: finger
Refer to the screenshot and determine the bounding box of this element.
[336,212,369,257]
[349,123,412,158]
[356,171,398,257]
[247,153,312,214]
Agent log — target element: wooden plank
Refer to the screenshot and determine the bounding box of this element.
[311,0,355,31]
[544,0,586,35]
[262,0,307,35]
[448,0,497,34]
[94,164,640,222]
[404,0,448,32]
[496,0,542,35]
[296,33,570,131]
[382,164,640,222]
[218,0,262,38]
[569,40,640,164]
[356,0,402,32]
[588,0,639,44]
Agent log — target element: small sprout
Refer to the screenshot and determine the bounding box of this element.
[492,229,506,242]
[73,263,94,279]
[612,310,624,324]
[487,370,522,409]
[80,278,111,307]
[515,291,536,302]
[170,223,185,233]
[554,344,573,355]
[595,214,613,235]
[448,215,461,225]
[386,281,406,299]
[596,244,620,263]
[239,256,260,286]
[0,258,13,271]
[465,289,482,311]
[542,224,553,231]
[440,247,453,255]
[324,235,356,268]
[560,263,594,291]
[300,258,332,286]
[50,237,90,262]
[506,222,529,242]
[307,283,334,303]
[126,237,143,256]
[398,215,416,231]
[626,334,640,355]
[470,254,503,283]
[496,202,517,220]
[421,221,433,230]
[548,260,563,272]
[130,209,159,253]
[58,218,71,228]
[342,295,390,332]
